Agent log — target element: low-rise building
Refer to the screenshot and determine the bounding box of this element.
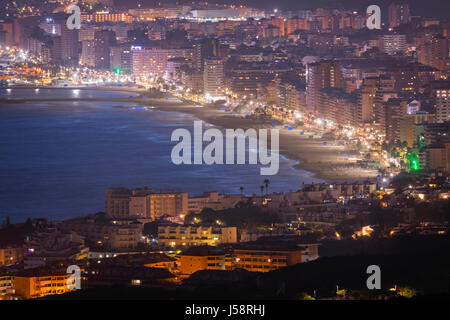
[60,215,143,251]
[13,269,77,299]
[178,246,226,277]
[187,192,245,213]
[158,224,237,248]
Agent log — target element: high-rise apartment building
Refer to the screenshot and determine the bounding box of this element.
[435,89,450,123]
[201,38,221,60]
[374,91,399,135]
[80,40,95,67]
[358,76,396,124]
[157,225,237,248]
[0,276,14,300]
[60,18,79,64]
[382,34,407,55]
[420,142,450,172]
[0,22,14,46]
[388,3,411,28]
[78,24,100,42]
[385,98,408,143]
[319,88,359,127]
[13,271,76,299]
[106,188,132,218]
[80,12,133,24]
[129,7,191,21]
[306,60,343,112]
[192,38,221,72]
[358,80,378,124]
[230,63,288,98]
[418,36,450,73]
[268,17,286,36]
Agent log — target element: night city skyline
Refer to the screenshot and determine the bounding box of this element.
[0,0,449,310]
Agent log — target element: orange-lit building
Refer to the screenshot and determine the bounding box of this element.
[306,60,344,112]
[268,17,286,36]
[105,188,133,218]
[0,275,15,300]
[128,7,189,21]
[178,246,226,277]
[106,187,188,220]
[177,244,305,277]
[13,270,77,299]
[158,225,237,248]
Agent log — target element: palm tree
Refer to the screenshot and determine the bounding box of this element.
[264,179,270,196]
[260,185,264,199]
[239,186,244,196]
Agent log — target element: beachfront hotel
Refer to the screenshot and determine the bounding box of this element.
[131,45,194,77]
[177,244,305,277]
[0,276,15,300]
[203,57,225,99]
[0,246,26,267]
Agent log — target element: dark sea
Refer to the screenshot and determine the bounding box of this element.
[0,88,319,223]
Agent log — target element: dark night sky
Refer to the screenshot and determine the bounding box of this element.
[115,0,450,19]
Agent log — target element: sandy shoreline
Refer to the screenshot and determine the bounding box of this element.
[2,85,379,183]
[147,102,378,183]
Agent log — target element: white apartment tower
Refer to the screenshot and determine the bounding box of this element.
[203,58,225,99]
[436,89,450,123]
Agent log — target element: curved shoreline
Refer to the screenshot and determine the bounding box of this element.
[1,86,379,183]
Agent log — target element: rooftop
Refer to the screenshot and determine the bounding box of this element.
[179,245,225,256]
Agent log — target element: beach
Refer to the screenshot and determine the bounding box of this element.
[1,85,379,183]
[150,103,378,182]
